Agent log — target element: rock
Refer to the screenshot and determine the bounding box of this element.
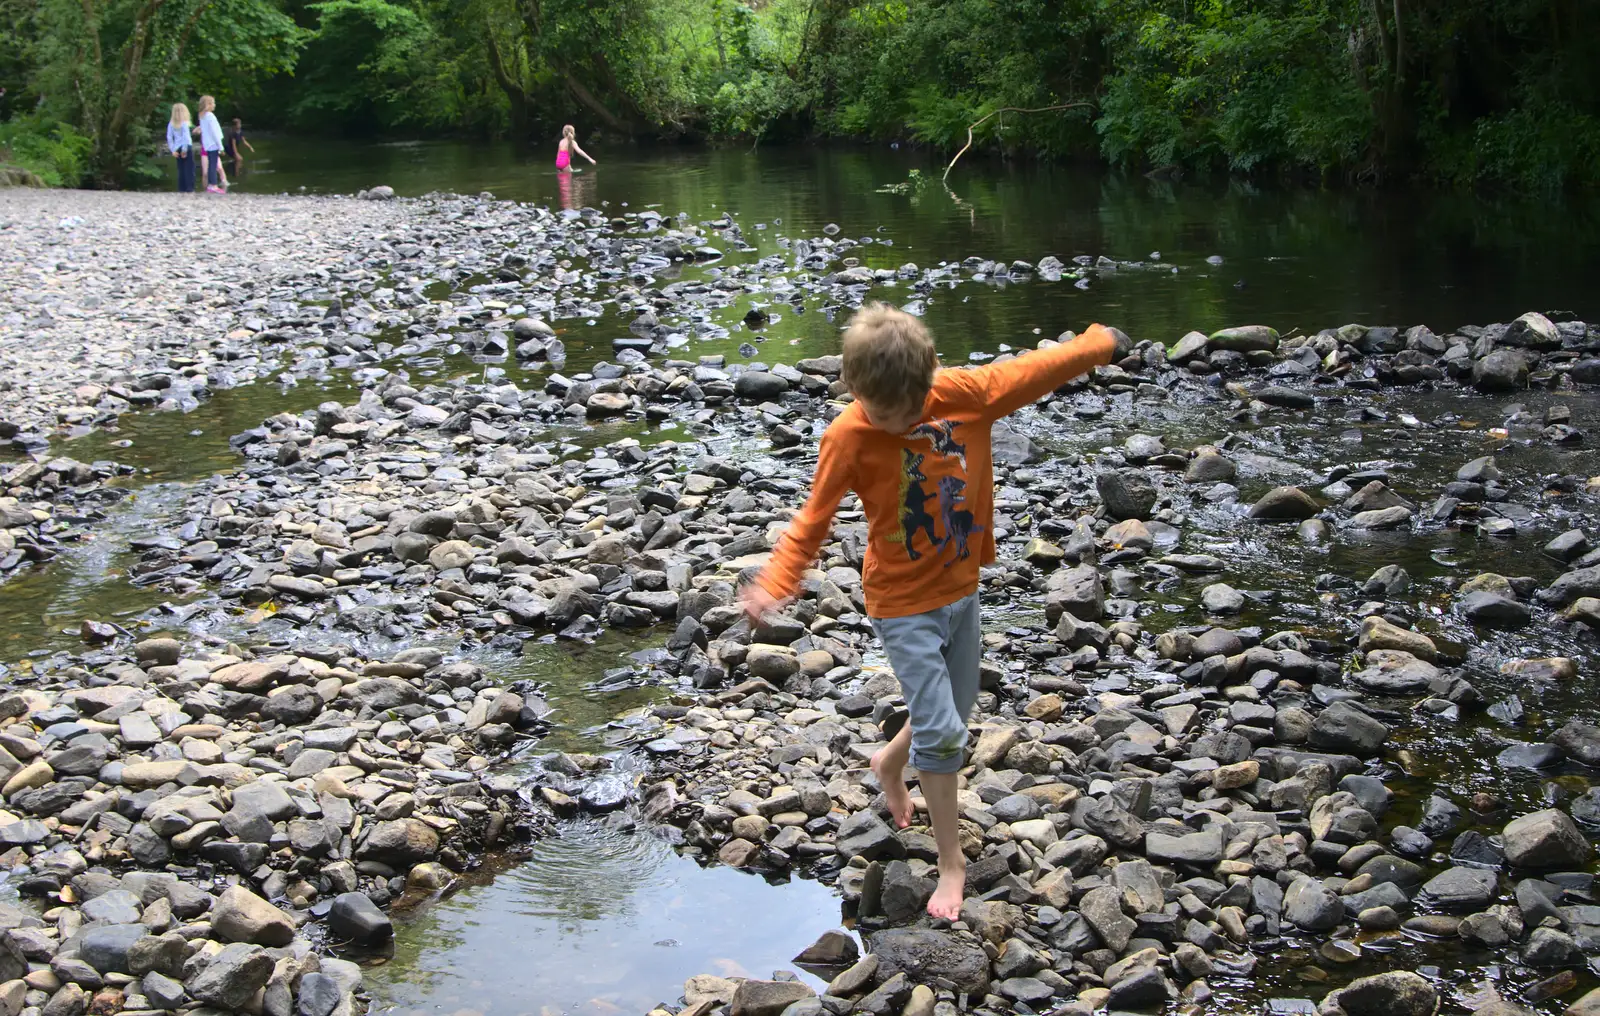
[296,972,340,1016]
[1186,448,1236,483]
[1351,649,1439,693]
[78,925,147,974]
[358,818,439,865]
[1420,867,1497,910]
[185,942,274,1010]
[1079,885,1137,952]
[1358,617,1436,660]
[1213,760,1260,789]
[1209,325,1279,351]
[1347,506,1412,529]
[1523,927,1584,967]
[1045,564,1104,622]
[1145,828,1224,865]
[211,886,295,947]
[1553,721,1600,766]
[1284,876,1343,931]
[1461,591,1531,625]
[867,928,990,996]
[141,972,186,1010]
[1321,972,1437,1016]
[1568,988,1600,1016]
[1096,469,1157,521]
[1502,809,1593,868]
[427,540,475,571]
[878,860,934,922]
[1473,350,1529,392]
[1500,658,1577,681]
[835,811,903,861]
[729,979,814,1016]
[328,892,392,946]
[792,929,857,966]
[734,372,790,400]
[1250,487,1320,521]
[826,955,877,997]
[1308,701,1389,756]
[1196,581,1245,614]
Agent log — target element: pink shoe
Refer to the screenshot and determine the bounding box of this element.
[206,186,223,194]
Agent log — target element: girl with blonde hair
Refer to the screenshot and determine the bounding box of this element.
[555,124,595,172]
[167,103,195,193]
[196,95,226,192]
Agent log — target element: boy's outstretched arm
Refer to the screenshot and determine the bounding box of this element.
[744,429,854,619]
[961,324,1120,420]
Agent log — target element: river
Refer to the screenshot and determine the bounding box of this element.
[10,141,1600,1015]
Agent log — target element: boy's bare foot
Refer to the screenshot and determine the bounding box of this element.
[928,865,965,920]
[870,749,914,829]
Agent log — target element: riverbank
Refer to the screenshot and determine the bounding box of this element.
[0,186,1598,1016]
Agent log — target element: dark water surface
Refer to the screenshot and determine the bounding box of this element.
[15,142,1592,1014]
[230,137,1600,341]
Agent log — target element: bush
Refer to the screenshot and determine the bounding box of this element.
[0,114,90,186]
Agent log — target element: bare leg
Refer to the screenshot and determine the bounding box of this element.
[869,721,914,828]
[921,770,965,920]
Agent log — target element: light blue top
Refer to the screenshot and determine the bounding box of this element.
[199,111,223,152]
[166,121,191,155]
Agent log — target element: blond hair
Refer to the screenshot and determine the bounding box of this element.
[562,124,576,139]
[170,103,191,127]
[840,303,938,412]
[198,95,215,114]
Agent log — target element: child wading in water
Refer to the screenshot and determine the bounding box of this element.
[167,103,195,193]
[225,118,254,180]
[555,125,595,171]
[742,304,1117,920]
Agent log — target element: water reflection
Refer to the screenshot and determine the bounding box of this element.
[367,818,840,1016]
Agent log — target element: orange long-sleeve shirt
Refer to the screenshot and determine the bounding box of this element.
[757,325,1118,619]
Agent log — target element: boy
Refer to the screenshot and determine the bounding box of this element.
[742,303,1118,920]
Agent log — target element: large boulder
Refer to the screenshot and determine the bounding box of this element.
[186,943,274,1009]
[868,928,990,996]
[729,979,813,1016]
[1209,325,1279,352]
[1044,564,1104,623]
[1553,721,1600,766]
[1539,566,1600,607]
[1473,350,1529,392]
[1095,469,1157,521]
[1308,701,1389,756]
[357,818,439,865]
[210,886,295,947]
[1502,809,1593,868]
[1249,486,1320,521]
[1320,971,1437,1016]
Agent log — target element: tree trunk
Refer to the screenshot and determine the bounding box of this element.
[485,29,532,143]
[562,71,630,134]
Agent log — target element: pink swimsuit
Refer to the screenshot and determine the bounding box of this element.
[555,148,571,169]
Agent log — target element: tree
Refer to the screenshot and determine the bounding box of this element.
[31,0,303,187]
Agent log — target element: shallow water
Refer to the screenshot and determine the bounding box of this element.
[365,817,840,1016]
[10,145,1600,1013]
[229,138,1600,343]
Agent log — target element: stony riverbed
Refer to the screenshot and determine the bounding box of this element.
[1,186,1600,1016]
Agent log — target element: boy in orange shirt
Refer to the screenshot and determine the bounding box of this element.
[742,303,1118,919]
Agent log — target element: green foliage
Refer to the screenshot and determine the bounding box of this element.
[19,0,306,187]
[287,0,433,129]
[0,113,91,186]
[4,0,1598,187]
[1096,5,1372,175]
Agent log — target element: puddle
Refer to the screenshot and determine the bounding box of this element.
[365,818,841,1016]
